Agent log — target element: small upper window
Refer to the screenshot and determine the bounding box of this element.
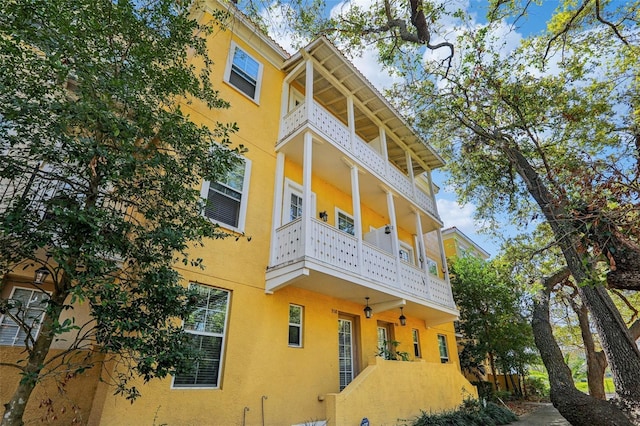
[337,210,354,235]
[437,334,449,363]
[225,42,263,102]
[201,159,251,233]
[0,287,49,346]
[288,304,303,347]
[399,242,414,264]
[412,329,421,358]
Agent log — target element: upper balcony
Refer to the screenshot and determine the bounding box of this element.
[266,38,457,325]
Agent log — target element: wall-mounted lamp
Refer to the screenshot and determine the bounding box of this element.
[319,211,328,222]
[364,297,372,319]
[399,307,407,326]
[33,266,50,285]
[384,224,392,234]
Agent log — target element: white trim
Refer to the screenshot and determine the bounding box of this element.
[289,87,304,112]
[0,286,50,347]
[288,303,303,348]
[200,157,252,234]
[171,284,231,390]
[283,178,315,224]
[437,334,449,363]
[223,41,263,104]
[334,208,355,235]
[399,241,414,265]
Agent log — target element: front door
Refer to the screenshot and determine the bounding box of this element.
[338,318,355,390]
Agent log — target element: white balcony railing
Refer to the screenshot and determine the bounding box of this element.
[271,218,455,309]
[280,102,437,218]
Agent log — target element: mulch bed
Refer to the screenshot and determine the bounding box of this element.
[504,401,546,417]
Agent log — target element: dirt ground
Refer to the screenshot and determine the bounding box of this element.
[505,401,545,417]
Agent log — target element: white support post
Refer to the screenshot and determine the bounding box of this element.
[385,189,401,283]
[350,163,363,274]
[303,132,314,255]
[305,59,314,122]
[279,81,290,140]
[347,95,356,151]
[380,128,389,175]
[414,209,427,272]
[406,151,416,198]
[269,153,285,267]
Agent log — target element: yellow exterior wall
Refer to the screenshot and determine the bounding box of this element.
[1,5,475,426]
[326,357,477,426]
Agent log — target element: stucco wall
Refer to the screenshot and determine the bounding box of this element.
[326,357,477,426]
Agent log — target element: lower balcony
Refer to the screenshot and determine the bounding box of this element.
[266,218,458,325]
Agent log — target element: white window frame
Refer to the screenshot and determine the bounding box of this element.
[0,287,50,347]
[412,329,421,358]
[200,157,251,233]
[437,334,449,363]
[288,304,303,348]
[427,257,439,276]
[172,284,231,390]
[335,208,355,235]
[289,88,304,111]
[224,41,263,103]
[282,178,315,224]
[399,241,414,264]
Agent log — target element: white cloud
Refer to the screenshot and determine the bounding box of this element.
[437,198,476,231]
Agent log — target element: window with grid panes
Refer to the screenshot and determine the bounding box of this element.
[173,284,230,388]
[0,287,49,346]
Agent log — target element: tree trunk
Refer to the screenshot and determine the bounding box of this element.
[2,289,67,426]
[503,143,640,406]
[488,352,499,391]
[569,291,607,400]
[532,274,633,425]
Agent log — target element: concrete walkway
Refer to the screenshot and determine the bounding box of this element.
[514,403,570,425]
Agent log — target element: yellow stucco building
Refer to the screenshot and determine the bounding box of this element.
[0,1,476,424]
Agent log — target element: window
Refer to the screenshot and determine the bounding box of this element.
[225,42,263,102]
[427,258,438,276]
[337,210,354,235]
[288,304,303,347]
[201,159,251,232]
[376,322,394,359]
[338,318,355,390]
[0,287,49,346]
[437,334,449,363]
[290,193,303,222]
[399,242,414,264]
[412,329,421,358]
[282,179,315,224]
[173,284,230,389]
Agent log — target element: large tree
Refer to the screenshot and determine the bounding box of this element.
[250,0,640,422]
[0,1,241,425]
[449,255,535,394]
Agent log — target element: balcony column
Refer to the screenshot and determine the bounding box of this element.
[379,128,389,175]
[349,161,363,274]
[384,188,401,283]
[305,59,314,117]
[406,151,416,198]
[435,227,454,306]
[413,209,427,272]
[347,96,356,152]
[303,131,314,255]
[279,80,290,140]
[269,152,285,266]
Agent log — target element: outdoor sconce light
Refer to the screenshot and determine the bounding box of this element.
[364,297,372,319]
[399,307,407,326]
[319,211,328,222]
[384,225,391,234]
[33,266,50,285]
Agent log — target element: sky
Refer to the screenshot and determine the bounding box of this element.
[264,0,559,257]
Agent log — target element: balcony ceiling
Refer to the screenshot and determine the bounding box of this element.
[284,37,445,175]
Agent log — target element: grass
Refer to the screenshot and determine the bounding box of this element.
[574,378,615,394]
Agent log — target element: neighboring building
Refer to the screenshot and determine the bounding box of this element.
[0,2,476,425]
[442,226,491,262]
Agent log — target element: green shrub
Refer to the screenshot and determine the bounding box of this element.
[409,399,518,426]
